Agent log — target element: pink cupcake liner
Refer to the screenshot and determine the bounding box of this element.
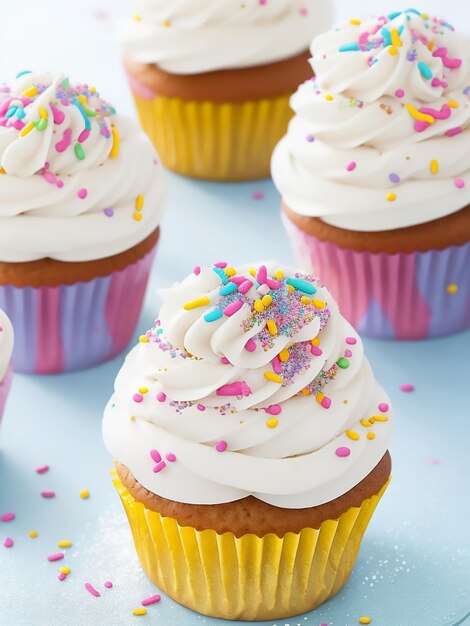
[283,214,470,339]
[0,246,157,374]
[0,365,13,426]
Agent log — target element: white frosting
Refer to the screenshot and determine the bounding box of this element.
[0,310,13,382]
[103,262,393,509]
[0,72,164,262]
[119,0,332,74]
[272,10,470,231]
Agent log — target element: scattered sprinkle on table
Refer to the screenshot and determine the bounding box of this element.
[80,489,90,499]
[400,384,415,392]
[3,538,13,548]
[41,491,55,498]
[359,618,372,625]
[252,191,264,200]
[133,608,147,616]
[36,465,49,474]
[47,552,64,562]
[104,581,113,589]
[84,583,100,597]
[1,512,15,522]
[141,594,161,606]
[29,530,38,538]
[57,540,72,548]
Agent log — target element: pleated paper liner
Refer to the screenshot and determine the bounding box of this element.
[131,91,293,181]
[283,213,470,340]
[0,365,12,426]
[112,470,390,621]
[0,246,156,374]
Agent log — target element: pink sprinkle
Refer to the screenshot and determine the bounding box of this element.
[214,261,227,268]
[41,491,55,499]
[3,538,13,548]
[299,6,308,15]
[445,127,463,137]
[156,392,166,402]
[238,280,253,294]
[272,356,282,374]
[150,449,162,463]
[58,573,67,581]
[223,299,244,317]
[220,356,230,364]
[104,581,113,588]
[345,336,357,345]
[252,191,264,200]
[430,458,440,466]
[395,89,405,98]
[78,129,90,143]
[266,278,282,290]
[193,266,201,275]
[84,583,101,597]
[321,396,331,409]
[55,127,72,153]
[228,276,246,286]
[56,180,64,188]
[400,384,414,392]
[1,513,15,522]
[378,402,389,412]
[311,345,323,357]
[346,161,356,172]
[166,453,176,463]
[215,441,227,453]
[265,404,282,416]
[256,265,268,284]
[335,446,350,458]
[455,178,465,189]
[153,461,166,473]
[344,349,352,357]
[197,403,206,411]
[50,104,65,125]
[245,338,257,352]
[133,393,143,403]
[217,382,251,397]
[141,594,161,607]
[36,464,50,474]
[77,188,88,199]
[48,552,64,562]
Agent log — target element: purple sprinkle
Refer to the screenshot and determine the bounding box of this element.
[306,134,315,142]
[389,173,400,184]
[104,208,114,217]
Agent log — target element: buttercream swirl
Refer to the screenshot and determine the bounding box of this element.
[103,262,393,508]
[272,10,470,231]
[0,310,13,382]
[0,72,164,262]
[119,0,332,74]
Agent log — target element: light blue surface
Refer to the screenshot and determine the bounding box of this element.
[0,173,469,626]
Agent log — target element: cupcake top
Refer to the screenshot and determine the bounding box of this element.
[0,310,13,382]
[119,0,331,74]
[272,9,470,231]
[103,262,393,509]
[0,71,164,263]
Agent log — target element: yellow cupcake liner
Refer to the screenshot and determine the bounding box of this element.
[131,92,293,181]
[112,471,390,621]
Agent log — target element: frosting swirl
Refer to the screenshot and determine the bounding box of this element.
[119,0,332,74]
[0,310,13,382]
[0,72,164,262]
[272,10,470,231]
[103,262,393,509]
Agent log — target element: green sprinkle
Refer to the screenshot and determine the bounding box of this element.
[74,143,85,160]
[36,118,48,131]
[286,278,317,295]
[62,77,70,89]
[337,357,350,369]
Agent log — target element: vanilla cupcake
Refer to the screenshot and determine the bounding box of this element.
[120,0,332,180]
[0,72,165,373]
[103,261,393,620]
[272,10,470,339]
[0,309,13,426]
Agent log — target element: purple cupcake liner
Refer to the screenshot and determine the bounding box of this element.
[283,214,470,339]
[0,246,156,374]
[0,365,12,426]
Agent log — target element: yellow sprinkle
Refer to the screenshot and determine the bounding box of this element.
[110,126,120,158]
[77,94,87,106]
[359,617,371,624]
[390,29,402,47]
[59,566,71,575]
[139,335,149,343]
[312,299,325,309]
[405,103,435,125]
[301,296,311,305]
[183,296,210,311]
[261,294,272,307]
[224,267,236,277]
[370,415,388,422]
[360,419,373,428]
[388,46,398,56]
[287,285,295,293]
[138,387,149,394]
[38,106,48,119]
[421,12,429,20]
[0,168,5,174]
[266,417,278,429]
[22,86,38,98]
[446,283,458,294]
[427,39,435,51]
[343,399,349,404]
[133,14,141,21]
[274,270,284,280]
[266,320,278,335]
[248,268,256,277]
[386,192,396,202]
[349,19,361,25]
[325,94,334,101]
[130,415,136,421]
[311,337,320,346]
[316,392,325,403]
[264,371,283,384]
[133,212,143,221]
[254,299,264,313]
[279,348,290,362]
[430,159,439,175]
[57,540,72,549]
[19,121,34,137]
[448,99,459,109]
[135,194,144,211]
[133,608,147,616]
[163,20,171,27]
[347,430,360,441]
[90,86,96,93]
[367,432,376,440]
[80,489,90,499]
[29,530,38,538]
[301,388,311,395]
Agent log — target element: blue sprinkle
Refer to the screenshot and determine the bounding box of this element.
[381,28,392,47]
[212,267,228,284]
[338,43,360,52]
[417,61,432,79]
[286,278,317,295]
[219,282,237,296]
[398,25,404,35]
[389,11,402,19]
[15,70,32,78]
[5,107,17,119]
[204,309,223,323]
[16,108,25,119]
[73,99,91,130]
[405,8,422,16]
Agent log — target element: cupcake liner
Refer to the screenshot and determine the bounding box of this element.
[130,87,293,181]
[112,470,389,621]
[283,214,470,340]
[0,365,12,426]
[0,246,156,374]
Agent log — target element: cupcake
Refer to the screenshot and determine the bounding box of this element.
[103,261,393,620]
[0,72,165,373]
[120,0,332,181]
[272,10,470,339]
[0,309,13,425]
